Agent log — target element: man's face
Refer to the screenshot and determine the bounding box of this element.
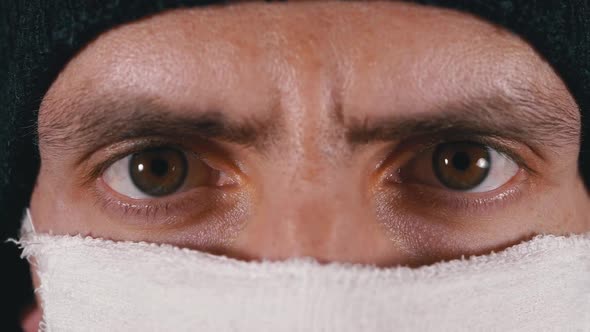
[30,1,589,267]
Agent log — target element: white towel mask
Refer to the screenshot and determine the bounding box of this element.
[17,210,590,332]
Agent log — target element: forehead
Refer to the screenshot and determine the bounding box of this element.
[42,1,575,125]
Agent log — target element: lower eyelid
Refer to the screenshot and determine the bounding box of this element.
[93,177,229,226]
[380,167,529,213]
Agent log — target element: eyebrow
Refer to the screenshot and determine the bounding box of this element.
[39,85,580,160]
[346,91,580,151]
[39,95,274,156]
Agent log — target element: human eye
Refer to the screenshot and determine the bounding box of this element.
[92,143,242,222]
[372,137,540,262]
[398,141,520,193]
[377,137,535,216]
[103,147,223,199]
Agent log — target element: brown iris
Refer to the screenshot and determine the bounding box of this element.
[129,148,188,197]
[433,142,491,191]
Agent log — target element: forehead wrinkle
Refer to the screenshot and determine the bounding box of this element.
[341,28,580,149]
[40,0,584,160]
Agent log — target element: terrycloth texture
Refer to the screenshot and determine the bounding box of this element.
[3,0,590,328]
[18,216,590,332]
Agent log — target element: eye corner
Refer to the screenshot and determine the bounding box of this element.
[100,146,238,201]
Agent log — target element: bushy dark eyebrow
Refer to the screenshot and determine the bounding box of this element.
[347,89,580,152]
[39,95,275,157]
[39,83,580,161]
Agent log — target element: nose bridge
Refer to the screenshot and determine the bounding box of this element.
[256,84,351,260]
[232,164,401,265]
[245,178,359,261]
[227,43,399,264]
[284,187,331,245]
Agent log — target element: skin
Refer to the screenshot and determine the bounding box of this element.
[24,1,590,328]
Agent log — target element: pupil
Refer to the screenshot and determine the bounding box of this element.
[129,148,188,197]
[452,152,471,171]
[150,158,169,177]
[432,142,491,191]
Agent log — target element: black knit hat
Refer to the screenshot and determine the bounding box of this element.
[1,1,589,328]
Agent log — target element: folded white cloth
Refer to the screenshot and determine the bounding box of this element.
[18,214,590,332]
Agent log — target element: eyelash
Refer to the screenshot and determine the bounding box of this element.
[87,138,237,222]
[376,135,534,211]
[89,141,182,182]
[94,181,203,221]
[87,133,535,222]
[400,173,527,211]
[380,134,534,174]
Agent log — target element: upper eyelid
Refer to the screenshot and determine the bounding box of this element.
[454,137,534,174]
[84,137,243,189]
[85,140,184,183]
[84,128,536,191]
[377,134,537,181]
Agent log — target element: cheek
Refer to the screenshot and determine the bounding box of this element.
[533,178,590,234]
[30,168,72,233]
[371,177,586,264]
[30,164,117,237]
[31,161,252,251]
[28,144,588,268]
